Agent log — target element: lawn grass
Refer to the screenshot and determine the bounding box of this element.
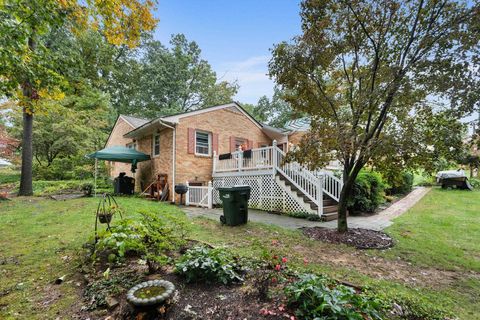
[383,188,480,272]
[0,190,479,319]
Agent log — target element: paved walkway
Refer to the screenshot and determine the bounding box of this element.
[182,187,431,231]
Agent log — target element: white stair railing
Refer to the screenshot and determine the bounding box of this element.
[273,144,324,215]
[320,172,342,202]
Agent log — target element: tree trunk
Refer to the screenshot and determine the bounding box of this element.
[337,163,364,233]
[18,35,36,196]
[19,107,33,196]
[337,175,355,233]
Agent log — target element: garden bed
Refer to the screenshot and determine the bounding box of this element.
[75,261,290,320]
[302,227,394,249]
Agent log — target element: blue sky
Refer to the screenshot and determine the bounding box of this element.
[153,0,302,104]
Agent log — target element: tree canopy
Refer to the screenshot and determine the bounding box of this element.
[270,0,480,232]
[108,34,238,119]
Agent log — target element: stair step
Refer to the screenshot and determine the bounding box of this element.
[323,205,338,213]
[322,212,338,221]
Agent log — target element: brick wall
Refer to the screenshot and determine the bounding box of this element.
[136,128,173,195]
[133,107,273,202]
[105,117,135,178]
[287,131,306,148]
[175,107,272,186]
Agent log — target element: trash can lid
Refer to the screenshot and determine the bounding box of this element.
[232,185,251,190]
[217,185,251,191]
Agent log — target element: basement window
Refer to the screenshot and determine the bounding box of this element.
[195,130,211,156]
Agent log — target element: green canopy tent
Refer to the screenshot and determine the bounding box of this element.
[86,146,151,196]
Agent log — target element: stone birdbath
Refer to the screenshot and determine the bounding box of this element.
[127,280,175,307]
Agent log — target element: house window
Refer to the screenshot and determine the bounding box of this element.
[235,138,246,151]
[152,133,160,156]
[126,142,136,150]
[195,130,211,156]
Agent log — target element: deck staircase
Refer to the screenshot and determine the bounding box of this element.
[212,142,344,221]
[277,173,340,221]
[273,146,343,221]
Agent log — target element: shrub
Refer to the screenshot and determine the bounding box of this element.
[348,170,385,214]
[94,219,146,263]
[175,246,243,284]
[81,182,94,196]
[386,171,414,195]
[94,210,189,270]
[414,174,436,187]
[284,274,384,320]
[469,177,480,189]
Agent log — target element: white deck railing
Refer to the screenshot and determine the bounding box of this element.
[186,181,213,209]
[213,146,274,172]
[213,142,344,216]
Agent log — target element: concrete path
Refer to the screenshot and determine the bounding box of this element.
[321,187,431,230]
[182,187,431,231]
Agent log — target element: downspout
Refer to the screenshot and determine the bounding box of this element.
[172,124,176,203]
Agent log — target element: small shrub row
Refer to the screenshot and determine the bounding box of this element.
[385,171,414,195]
[287,211,321,221]
[175,246,243,284]
[13,179,113,196]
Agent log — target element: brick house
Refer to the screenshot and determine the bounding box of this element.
[106,102,343,220]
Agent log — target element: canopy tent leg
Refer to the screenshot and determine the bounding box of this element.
[94,158,98,197]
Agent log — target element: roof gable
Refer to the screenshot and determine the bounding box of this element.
[105,115,146,147]
[160,102,263,129]
[120,115,149,128]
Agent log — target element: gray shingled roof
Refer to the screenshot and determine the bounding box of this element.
[121,115,149,128]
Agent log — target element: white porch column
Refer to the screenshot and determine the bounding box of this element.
[237,151,243,172]
[272,140,277,177]
[213,151,217,173]
[317,174,324,216]
[207,180,213,209]
[185,181,190,206]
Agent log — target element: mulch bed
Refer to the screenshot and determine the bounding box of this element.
[66,251,292,320]
[302,227,394,249]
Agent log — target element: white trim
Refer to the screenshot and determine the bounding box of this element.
[161,102,263,129]
[152,133,160,157]
[194,130,212,157]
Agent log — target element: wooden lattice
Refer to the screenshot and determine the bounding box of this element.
[213,173,309,214]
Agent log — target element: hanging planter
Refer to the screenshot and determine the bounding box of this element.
[94,194,124,242]
[127,280,175,307]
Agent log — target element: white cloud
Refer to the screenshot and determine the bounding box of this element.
[216,55,274,104]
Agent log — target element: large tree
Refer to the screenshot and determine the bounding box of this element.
[270,0,480,232]
[109,34,238,118]
[0,0,157,195]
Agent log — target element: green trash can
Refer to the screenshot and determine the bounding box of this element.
[218,185,251,226]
